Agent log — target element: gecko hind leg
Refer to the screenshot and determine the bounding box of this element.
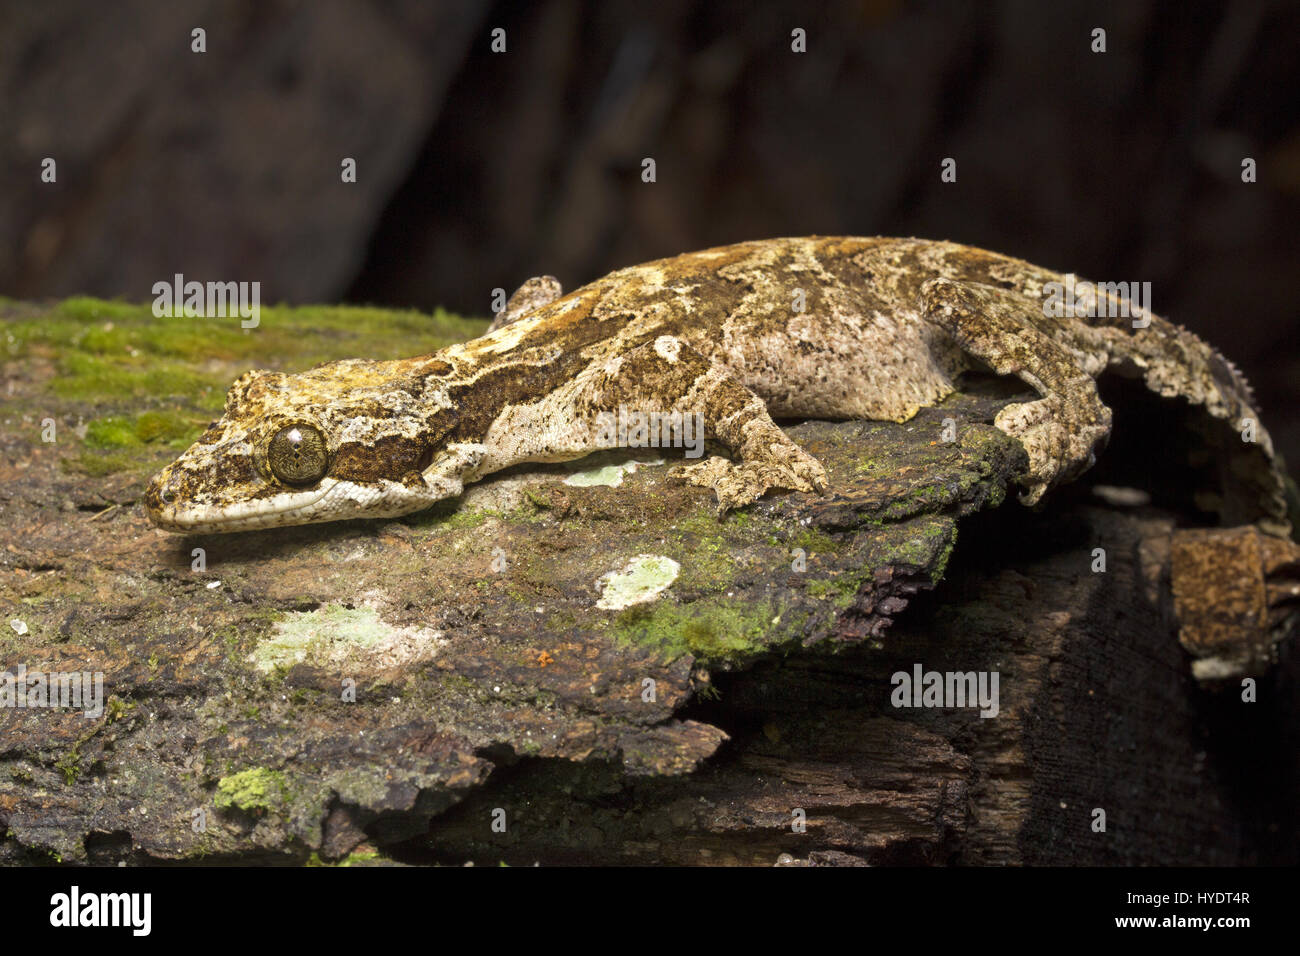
[920,277,1113,504]
[587,336,827,513]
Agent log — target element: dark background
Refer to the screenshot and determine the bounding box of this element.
[3,0,1296,460]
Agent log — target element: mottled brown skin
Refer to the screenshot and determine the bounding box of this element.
[145,236,1291,535]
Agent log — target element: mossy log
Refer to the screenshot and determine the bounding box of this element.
[0,300,1293,865]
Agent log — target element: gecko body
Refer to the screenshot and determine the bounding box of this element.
[145,237,1291,537]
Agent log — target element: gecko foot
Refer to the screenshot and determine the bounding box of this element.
[994,393,1111,504]
[671,448,828,514]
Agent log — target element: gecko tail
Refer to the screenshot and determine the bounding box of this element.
[1106,312,1292,539]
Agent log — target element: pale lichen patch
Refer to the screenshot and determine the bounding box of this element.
[565,463,631,487]
[564,457,663,488]
[250,603,445,673]
[596,555,680,610]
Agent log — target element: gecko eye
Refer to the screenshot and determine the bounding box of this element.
[267,423,329,485]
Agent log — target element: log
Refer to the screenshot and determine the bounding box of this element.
[0,301,1294,865]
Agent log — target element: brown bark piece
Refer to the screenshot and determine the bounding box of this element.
[1172,527,1300,681]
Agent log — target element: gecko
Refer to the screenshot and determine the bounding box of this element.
[144,236,1292,538]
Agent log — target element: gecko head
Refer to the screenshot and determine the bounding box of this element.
[145,361,459,533]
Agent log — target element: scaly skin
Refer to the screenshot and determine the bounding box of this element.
[144,236,1291,535]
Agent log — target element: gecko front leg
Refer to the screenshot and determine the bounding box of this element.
[421,441,490,499]
[648,338,829,513]
[478,335,827,513]
[487,276,564,333]
[920,277,1113,504]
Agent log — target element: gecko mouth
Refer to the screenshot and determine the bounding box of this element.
[144,471,343,533]
[145,470,437,533]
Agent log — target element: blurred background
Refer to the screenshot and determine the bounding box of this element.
[2,0,1297,461]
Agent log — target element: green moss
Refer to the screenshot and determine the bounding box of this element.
[308,848,383,867]
[791,526,837,556]
[930,537,956,583]
[504,501,550,525]
[9,297,480,481]
[892,519,956,580]
[543,609,578,632]
[135,410,198,444]
[104,696,133,724]
[6,296,486,406]
[63,449,144,477]
[425,503,494,530]
[668,508,765,594]
[186,831,216,860]
[439,672,481,694]
[806,576,858,607]
[53,352,217,404]
[612,598,786,663]
[83,416,138,449]
[55,751,79,786]
[521,487,553,511]
[806,518,957,605]
[54,297,146,324]
[675,549,738,594]
[71,409,210,478]
[214,768,290,813]
[54,719,109,786]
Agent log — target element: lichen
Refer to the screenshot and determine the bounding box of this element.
[596,555,681,610]
[564,458,661,488]
[249,603,445,673]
